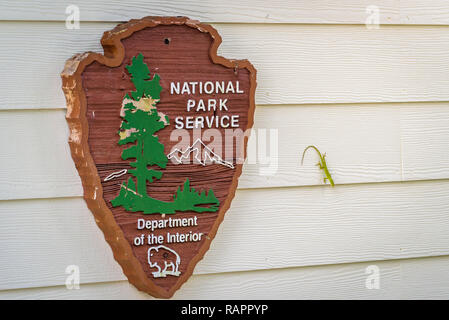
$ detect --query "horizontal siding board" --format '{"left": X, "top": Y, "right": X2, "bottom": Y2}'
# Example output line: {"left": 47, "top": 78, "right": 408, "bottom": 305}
{"left": 5, "top": 102, "right": 449, "bottom": 201}
{"left": 7, "top": 102, "right": 449, "bottom": 201}
{"left": 1, "top": 180, "right": 449, "bottom": 291}
{"left": 0, "top": 1, "right": 448, "bottom": 25}
{"left": 401, "top": 2, "right": 449, "bottom": 25}
{"left": 401, "top": 105, "right": 449, "bottom": 181}
{"left": 2, "top": 22, "right": 449, "bottom": 109}
{"left": 242, "top": 103, "right": 402, "bottom": 188}
{"left": 0, "top": 260, "right": 403, "bottom": 299}
{"left": 0, "top": 104, "right": 404, "bottom": 200}
{"left": 0, "top": 110, "right": 83, "bottom": 200}
{"left": 2, "top": 256, "right": 449, "bottom": 299}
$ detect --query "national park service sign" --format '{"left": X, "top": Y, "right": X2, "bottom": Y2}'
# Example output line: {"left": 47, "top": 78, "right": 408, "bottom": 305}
{"left": 61, "top": 16, "right": 256, "bottom": 298}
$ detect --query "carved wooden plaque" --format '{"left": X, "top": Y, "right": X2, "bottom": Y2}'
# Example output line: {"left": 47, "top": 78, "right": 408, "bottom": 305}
{"left": 62, "top": 16, "right": 256, "bottom": 298}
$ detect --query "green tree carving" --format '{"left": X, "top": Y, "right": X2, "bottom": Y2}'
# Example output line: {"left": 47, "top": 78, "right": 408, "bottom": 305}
{"left": 111, "top": 54, "right": 219, "bottom": 214}
{"left": 126, "top": 53, "right": 162, "bottom": 101}
{"left": 119, "top": 102, "right": 166, "bottom": 196}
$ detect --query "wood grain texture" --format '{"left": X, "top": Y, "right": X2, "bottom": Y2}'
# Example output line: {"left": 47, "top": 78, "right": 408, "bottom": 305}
{"left": 3, "top": 255, "right": 449, "bottom": 299}
{"left": 400, "top": 104, "right": 449, "bottom": 181}
{"left": 0, "top": 103, "right": 404, "bottom": 201}
{"left": 1, "top": 0, "right": 449, "bottom": 25}
{"left": 0, "top": 109, "right": 83, "bottom": 200}
{"left": 2, "top": 22, "right": 449, "bottom": 109}
{"left": 2, "top": 180, "right": 449, "bottom": 291}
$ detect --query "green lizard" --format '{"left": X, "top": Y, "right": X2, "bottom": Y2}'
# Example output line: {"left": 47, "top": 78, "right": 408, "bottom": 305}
{"left": 301, "top": 145, "right": 335, "bottom": 187}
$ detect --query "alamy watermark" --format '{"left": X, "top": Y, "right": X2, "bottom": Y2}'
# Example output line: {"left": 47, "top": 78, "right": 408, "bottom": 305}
{"left": 166, "top": 127, "right": 279, "bottom": 176}
{"left": 365, "top": 5, "right": 380, "bottom": 29}
{"left": 65, "top": 4, "right": 80, "bottom": 29}
{"left": 365, "top": 265, "right": 380, "bottom": 289}
{"left": 65, "top": 264, "right": 80, "bottom": 289}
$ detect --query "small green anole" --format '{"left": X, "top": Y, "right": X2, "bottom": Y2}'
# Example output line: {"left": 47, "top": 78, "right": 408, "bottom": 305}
{"left": 301, "top": 145, "right": 335, "bottom": 186}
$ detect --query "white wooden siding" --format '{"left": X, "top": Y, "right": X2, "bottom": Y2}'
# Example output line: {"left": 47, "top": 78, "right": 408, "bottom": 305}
{"left": 1, "top": 0, "right": 449, "bottom": 25}
{"left": 2, "top": 180, "right": 449, "bottom": 291}
{"left": 3, "top": 22, "right": 449, "bottom": 109}
{"left": 2, "top": 256, "right": 449, "bottom": 299}
{"left": 1, "top": 0, "right": 449, "bottom": 299}
{"left": 5, "top": 103, "right": 449, "bottom": 200}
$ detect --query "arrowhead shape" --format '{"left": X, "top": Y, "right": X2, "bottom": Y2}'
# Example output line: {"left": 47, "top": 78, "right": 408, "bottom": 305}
{"left": 61, "top": 16, "right": 256, "bottom": 298}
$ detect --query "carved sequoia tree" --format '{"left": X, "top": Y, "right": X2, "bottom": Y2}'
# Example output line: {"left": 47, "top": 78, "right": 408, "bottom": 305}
{"left": 111, "top": 54, "right": 219, "bottom": 214}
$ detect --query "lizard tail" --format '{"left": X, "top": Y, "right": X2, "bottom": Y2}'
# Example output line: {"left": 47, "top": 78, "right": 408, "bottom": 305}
{"left": 301, "top": 145, "right": 322, "bottom": 165}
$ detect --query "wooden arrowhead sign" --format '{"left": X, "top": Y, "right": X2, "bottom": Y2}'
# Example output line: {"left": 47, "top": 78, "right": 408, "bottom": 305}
{"left": 61, "top": 16, "right": 256, "bottom": 298}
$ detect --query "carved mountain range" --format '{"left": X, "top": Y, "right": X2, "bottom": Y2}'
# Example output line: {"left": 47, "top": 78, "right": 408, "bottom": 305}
{"left": 167, "top": 139, "right": 234, "bottom": 169}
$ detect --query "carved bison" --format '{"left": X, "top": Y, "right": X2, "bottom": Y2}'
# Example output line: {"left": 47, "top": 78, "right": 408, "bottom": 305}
{"left": 147, "top": 245, "right": 181, "bottom": 278}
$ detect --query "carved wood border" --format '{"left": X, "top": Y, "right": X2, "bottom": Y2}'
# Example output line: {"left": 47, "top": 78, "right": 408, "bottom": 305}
{"left": 61, "top": 16, "right": 257, "bottom": 298}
